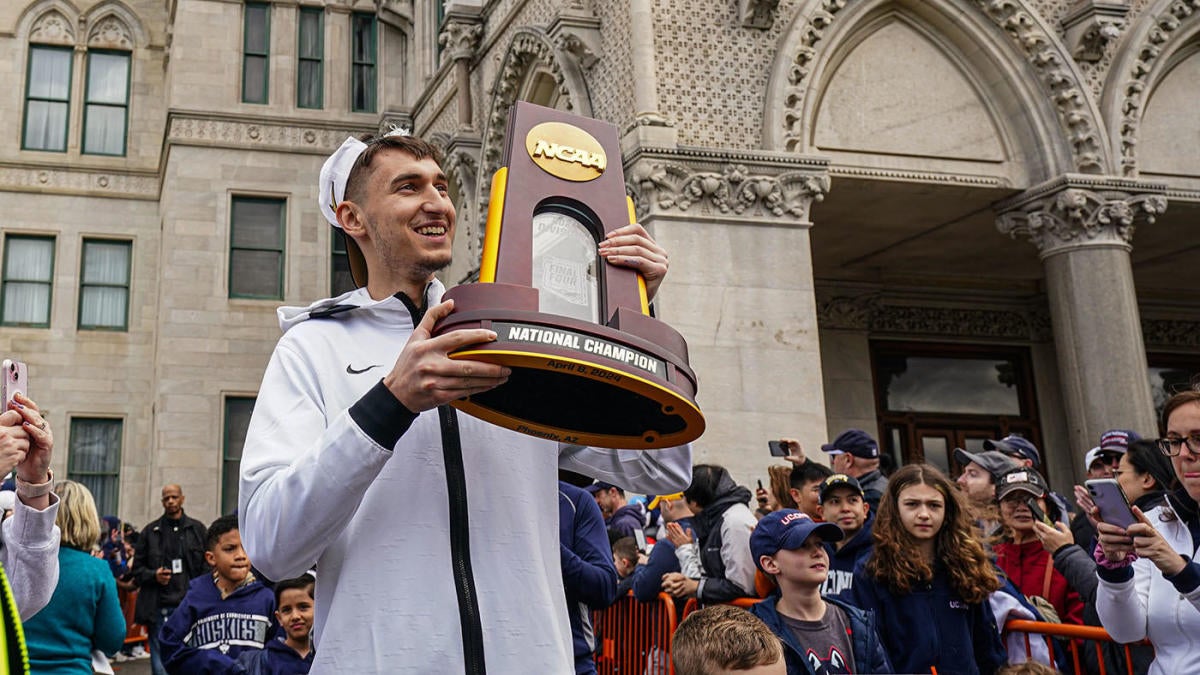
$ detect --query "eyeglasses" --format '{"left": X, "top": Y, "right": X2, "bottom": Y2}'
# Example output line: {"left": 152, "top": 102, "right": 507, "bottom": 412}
{"left": 1157, "top": 434, "right": 1200, "bottom": 457}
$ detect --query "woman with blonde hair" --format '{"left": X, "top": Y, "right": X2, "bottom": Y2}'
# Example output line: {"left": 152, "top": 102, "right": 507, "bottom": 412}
{"left": 849, "top": 463, "right": 1005, "bottom": 675}
{"left": 23, "top": 480, "right": 126, "bottom": 674}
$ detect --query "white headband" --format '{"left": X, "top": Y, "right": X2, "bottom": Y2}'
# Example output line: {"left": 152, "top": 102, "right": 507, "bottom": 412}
{"left": 317, "top": 127, "right": 412, "bottom": 228}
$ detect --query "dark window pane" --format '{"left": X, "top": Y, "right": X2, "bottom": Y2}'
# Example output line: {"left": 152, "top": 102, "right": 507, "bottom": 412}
{"left": 245, "top": 5, "right": 270, "bottom": 53}
{"left": 223, "top": 398, "right": 256, "bottom": 514}
{"left": 877, "top": 355, "right": 1022, "bottom": 415}
{"left": 352, "top": 16, "right": 374, "bottom": 62}
{"left": 352, "top": 65, "right": 374, "bottom": 112}
{"left": 230, "top": 250, "right": 282, "bottom": 297}
{"left": 299, "top": 11, "right": 322, "bottom": 59}
{"left": 68, "top": 418, "right": 122, "bottom": 515}
{"left": 243, "top": 56, "right": 268, "bottom": 103}
{"left": 231, "top": 199, "right": 283, "bottom": 248}
{"left": 298, "top": 61, "right": 321, "bottom": 108}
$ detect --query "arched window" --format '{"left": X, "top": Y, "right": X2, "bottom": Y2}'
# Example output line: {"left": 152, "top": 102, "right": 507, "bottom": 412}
{"left": 22, "top": 9, "right": 75, "bottom": 152}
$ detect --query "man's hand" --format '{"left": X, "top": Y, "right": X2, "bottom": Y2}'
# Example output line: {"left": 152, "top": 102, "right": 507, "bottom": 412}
{"left": 779, "top": 437, "right": 807, "bottom": 466}
{"left": 661, "top": 572, "right": 698, "bottom": 598}
{"left": 664, "top": 522, "right": 693, "bottom": 548}
{"left": 383, "top": 300, "right": 511, "bottom": 412}
{"left": 598, "top": 223, "right": 669, "bottom": 301}
{"left": 1127, "top": 506, "right": 1186, "bottom": 576}
{"left": 155, "top": 567, "right": 172, "bottom": 586}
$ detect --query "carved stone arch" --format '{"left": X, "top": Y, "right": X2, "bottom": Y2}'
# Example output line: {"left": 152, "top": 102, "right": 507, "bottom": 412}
{"left": 17, "top": 0, "right": 81, "bottom": 46}
{"left": 765, "top": 0, "right": 1110, "bottom": 177}
{"left": 84, "top": 1, "right": 146, "bottom": 50}
{"left": 476, "top": 28, "right": 592, "bottom": 234}
{"left": 1102, "top": 0, "right": 1200, "bottom": 178}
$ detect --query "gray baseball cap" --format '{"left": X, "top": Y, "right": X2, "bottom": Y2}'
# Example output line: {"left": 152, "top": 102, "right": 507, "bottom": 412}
{"left": 953, "top": 448, "right": 1019, "bottom": 481}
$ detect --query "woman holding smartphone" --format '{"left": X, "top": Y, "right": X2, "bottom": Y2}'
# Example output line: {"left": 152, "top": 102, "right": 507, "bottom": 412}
{"left": 849, "top": 463, "right": 1005, "bottom": 675}
{"left": 1095, "top": 390, "right": 1200, "bottom": 674}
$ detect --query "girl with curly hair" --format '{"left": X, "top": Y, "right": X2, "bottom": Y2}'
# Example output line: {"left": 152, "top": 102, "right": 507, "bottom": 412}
{"left": 848, "top": 463, "right": 1005, "bottom": 675}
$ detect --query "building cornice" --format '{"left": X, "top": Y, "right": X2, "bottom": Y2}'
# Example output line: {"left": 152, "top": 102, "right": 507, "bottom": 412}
{"left": 0, "top": 161, "right": 159, "bottom": 201}
{"left": 165, "top": 110, "right": 377, "bottom": 155}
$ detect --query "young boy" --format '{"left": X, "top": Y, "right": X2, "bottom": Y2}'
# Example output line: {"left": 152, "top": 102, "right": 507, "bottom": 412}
{"left": 748, "top": 509, "right": 892, "bottom": 674}
{"left": 815, "top": 474, "right": 873, "bottom": 596}
{"left": 159, "top": 514, "right": 275, "bottom": 674}
{"left": 237, "top": 574, "right": 316, "bottom": 674}
{"left": 672, "top": 604, "right": 784, "bottom": 675}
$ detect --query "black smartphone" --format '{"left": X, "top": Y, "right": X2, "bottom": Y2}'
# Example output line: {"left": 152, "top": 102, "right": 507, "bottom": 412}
{"left": 1024, "top": 497, "right": 1052, "bottom": 526}
{"left": 757, "top": 479, "right": 764, "bottom": 490}
{"left": 768, "top": 440, "right": 787, "bottom": 457}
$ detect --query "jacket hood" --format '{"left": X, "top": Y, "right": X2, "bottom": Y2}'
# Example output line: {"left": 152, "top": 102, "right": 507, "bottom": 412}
{"left": 276, "top": 280, "right": 446, "bottom": 334}
{"left": 693, "top": 476, "right": 753, "bottom": 540}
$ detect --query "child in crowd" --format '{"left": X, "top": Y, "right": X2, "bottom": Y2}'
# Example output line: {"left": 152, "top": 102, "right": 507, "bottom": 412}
{"left": 815, "top": 474, "right": 873, "bottom": 596}
{"left": 748, "top": 509, "right": 891, "bottom": 674}
{"left": 672, "top": 604, "right": 784, "bottom": 675}
{"left": 237, "top": 574, "right": 316, "bottom": 674}
{"left": 159, "top": 514, "right": 275, "bottom": 674}
{"left": 788, "top": 462, "right": 833, "bottom": 521}
{"left": 612, "top": 536, "right": 641, "bottom": 597}
{"left": 850, "top": 464, "right": 1006, "bottom": 675}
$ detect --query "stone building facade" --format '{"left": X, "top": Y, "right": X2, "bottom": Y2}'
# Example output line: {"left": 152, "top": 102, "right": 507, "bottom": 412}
{"left": 1, "top": 0, "right": 1196, "bottom": 526}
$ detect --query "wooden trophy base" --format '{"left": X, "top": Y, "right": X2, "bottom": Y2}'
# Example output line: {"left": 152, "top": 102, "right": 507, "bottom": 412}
{"left": 434, "top": 282, "right": 703, "bottom": 449}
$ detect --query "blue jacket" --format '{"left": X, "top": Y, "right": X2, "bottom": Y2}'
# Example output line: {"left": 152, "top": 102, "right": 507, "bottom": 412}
{"left": 235, "top": 636, "right": 313, "bottom": 675}
{"left": 821, "top": 515, "right": 874, "bottom": 596}
{"left": 848, "top": 560, "right": 1005, "bottom": 675}
{"left": 750, "top": 595, "right": 892, "bottom": 675}
{"left": 630, "top": 517, "right": 694, "bottom": 603}
{"left": 24, "top": 547, "right": 127, "bottom": 675}
{"left": 159, "top": 574, "right": 276, "bottom": 675}
{"left": 607, "top": 502, "right": 645, "bottom": 539}
{"left": 559, "top": 481, "right": 618, "bottom": 675}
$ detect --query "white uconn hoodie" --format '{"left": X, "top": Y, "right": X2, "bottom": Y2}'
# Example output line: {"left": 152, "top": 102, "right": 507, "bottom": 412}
{"left": 238, "top": 281, "right": 692, "bottom": 673}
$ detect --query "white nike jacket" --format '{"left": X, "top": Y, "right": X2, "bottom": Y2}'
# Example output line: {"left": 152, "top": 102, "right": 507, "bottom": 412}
{"left": 238, "top": 281, "right": 692, "bottom": 673}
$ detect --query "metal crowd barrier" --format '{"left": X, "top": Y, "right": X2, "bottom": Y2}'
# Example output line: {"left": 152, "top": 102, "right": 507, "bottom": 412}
{"left": 118, "top": 588, "right": 149, "bottom": 648}
{"left": 593, "top": 592, "right": 1154, "bottom": 675}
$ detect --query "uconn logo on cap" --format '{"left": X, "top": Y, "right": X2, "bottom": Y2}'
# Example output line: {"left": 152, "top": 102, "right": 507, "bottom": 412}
{"left": 779, "top": 512, "right": 813, "bottom": 526}
{"left": 1004, "top": 471, "right": 1031, "bottom": 485}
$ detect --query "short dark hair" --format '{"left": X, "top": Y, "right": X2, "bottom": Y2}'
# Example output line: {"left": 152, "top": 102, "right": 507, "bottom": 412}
{"left": 1163, "top": 390, "right": 1200, "bottom": 431}
{"left": 789, "top": 461, "right": 833, "bottom": 490}
{"left": 612, "top": 537, "right": 638, "bottom": 564}
{"left": 671, "top": 605, "right": 782, "bottom": 674}
{"left": 205, "top": 514, "right": 240, "bottom": 551}
{"left": 683, "top": 464, "right": 728, "bottom": 508}
{"left": 274, "top": 573, "right": 315, "bottom": 606}
{"left": 1123, "top": 439, "right": 1176, "bottom": 492}
{"left": 343, "top": 133, "right": 445, "bottom": 205}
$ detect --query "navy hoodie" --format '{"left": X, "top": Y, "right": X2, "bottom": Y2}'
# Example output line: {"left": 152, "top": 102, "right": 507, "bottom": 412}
{"left": 750, "top": 594, "right": 893, "bottom": 675}
{"left": 159, "top": 574, "right": 276, "bottom": 675}
{"left": 630, "top": 516, "right": 694, "bottom": 603}
{"left": 848, "top": 558, "right": 1005, "bottom": 675}
{"left": 559, "top": 481, "right": 618, "bottom": 675}
{"left": 235, "top": 636, "right": 314, "bottom": 675}
{"left": 821, "top": 514, "right": 874, "bottom": 596}
{"left": 607, "top": 502, "right": 646, "bottom": 539}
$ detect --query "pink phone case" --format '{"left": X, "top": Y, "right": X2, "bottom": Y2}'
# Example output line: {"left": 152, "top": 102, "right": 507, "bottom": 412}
{"left": 1087, "top": 479, "right": 1136, "bottom": 529}
{"left": 2, "top": 359, "right": 27, "bottom": 407}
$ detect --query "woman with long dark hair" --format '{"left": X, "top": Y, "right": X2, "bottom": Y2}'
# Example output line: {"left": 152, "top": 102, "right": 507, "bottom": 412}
{"left": 850, "top": 463, "right": 1005, "bottom": 674}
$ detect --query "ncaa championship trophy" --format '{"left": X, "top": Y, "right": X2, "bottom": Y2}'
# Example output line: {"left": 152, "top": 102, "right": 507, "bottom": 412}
{"left": 433, "top": 101, "right": 704, "bottom": 449}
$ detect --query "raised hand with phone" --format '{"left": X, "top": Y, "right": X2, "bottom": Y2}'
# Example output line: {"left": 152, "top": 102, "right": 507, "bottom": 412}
{"left": 1, "top": 360, "right": 54, "bottom": 511}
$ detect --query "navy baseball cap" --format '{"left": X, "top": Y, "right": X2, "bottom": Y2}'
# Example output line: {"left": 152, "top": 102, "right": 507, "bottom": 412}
{"left": 820, "top": 429, "right": 880, "bottom": 459}
{"left": 818, "top": 474, "right": 863, "bottom": 504}
{"left": 750, "top": 509, "right": 843, "bottom": 571}
{"left": 984, "top": 435, "right": 1041, "bottom": 468}
{"left": 1100, "top": 429, "right": 1141, "bottom": 453}
{"left": 585, "top": 481, "right": 619, "bottom": 495}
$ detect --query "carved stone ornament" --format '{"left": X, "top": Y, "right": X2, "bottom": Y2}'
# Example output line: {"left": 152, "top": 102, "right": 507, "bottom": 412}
{"left": 815, "top": 292, "right": 1050, "bottom": 341}
{"left": 741, "top": 0, "right": 782, "bottom": 29}
{"left": 0, "top": 164, "right": 156, "bottom": 199}
{"left": 88, "top": 15, "right": 133, "bottom": 50}
{"left": 29, "top": 10, "right": 76, "bottom": 45}
{"left": 167, "top": 115, "right": 373, "bottom": 154}
{"left": 995, "top": 175, "right": 1169, "bottom": 257}
{"left": 1118, "top": 0, "right": 1200, "bottom": 177}
{"left": 548, "top": 1, "right": 602, "bottom": 70}
{"left": 438, "top": 17, "right": 483, "bottom": 63}
{"left": 1142, "top": 317, "right": 1200, "bottom": 349}
{"left": 1060, "top": 1, "right": 1128, "bottom": 63}
{"left": 625, "top": 152, "right": 831, "bottom": 226}
{"left": 781, "top": 0, "right": 1107, "bottom": 173}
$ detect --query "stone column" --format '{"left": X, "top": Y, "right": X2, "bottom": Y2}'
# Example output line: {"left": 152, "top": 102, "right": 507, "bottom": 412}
{"left": 438, "top": 9, "right": 482, "bottom": 130}
{"left": 996, "top": 175, "right": 1168, "bottom": 451}
{"left": 626, "top": 149, "right": 831, "bottom": 481}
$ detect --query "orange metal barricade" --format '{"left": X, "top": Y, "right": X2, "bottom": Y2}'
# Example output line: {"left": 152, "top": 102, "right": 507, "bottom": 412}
{"left": 592, "top": 593, "right": 678, "bottom": 675}
{"left": 1003, "top": 619, "right": 1152, "bottom": 675}
{"left": 119, "top": 588, "right": 149, "bottom": 647}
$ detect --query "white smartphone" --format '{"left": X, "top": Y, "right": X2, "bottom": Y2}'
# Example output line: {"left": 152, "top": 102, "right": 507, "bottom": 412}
{"left": 633, "top": 529, "right": 648, "bottom": 553}
{"left": 1, "top": 359, "right": 27, "bottom": 408}
{"left": 1086, "top": 478, "right": 1137, "bottom": 529}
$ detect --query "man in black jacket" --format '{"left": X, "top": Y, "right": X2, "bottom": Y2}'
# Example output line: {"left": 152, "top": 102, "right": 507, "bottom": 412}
{"left": 132, "top": 484, "right": 208, "bottom": 675}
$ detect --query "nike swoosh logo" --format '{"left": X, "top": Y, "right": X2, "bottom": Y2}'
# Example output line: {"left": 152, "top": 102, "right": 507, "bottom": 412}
{"left": 346, "top": 364, "right": 382, "bottom": 375}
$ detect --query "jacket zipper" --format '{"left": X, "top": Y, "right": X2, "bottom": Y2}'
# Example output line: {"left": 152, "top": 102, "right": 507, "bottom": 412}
{"left": 439, "top": 405, "right": 486, "bottom": 674}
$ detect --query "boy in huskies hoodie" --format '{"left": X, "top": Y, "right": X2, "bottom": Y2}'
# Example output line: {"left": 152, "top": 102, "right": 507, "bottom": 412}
{"left": 159, "top": 515, "right": 275, "bottom": 674}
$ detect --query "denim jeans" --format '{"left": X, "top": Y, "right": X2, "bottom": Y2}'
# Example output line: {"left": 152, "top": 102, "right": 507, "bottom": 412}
{"left": 147, "top": 605, "right": 176, "bottom": 675}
